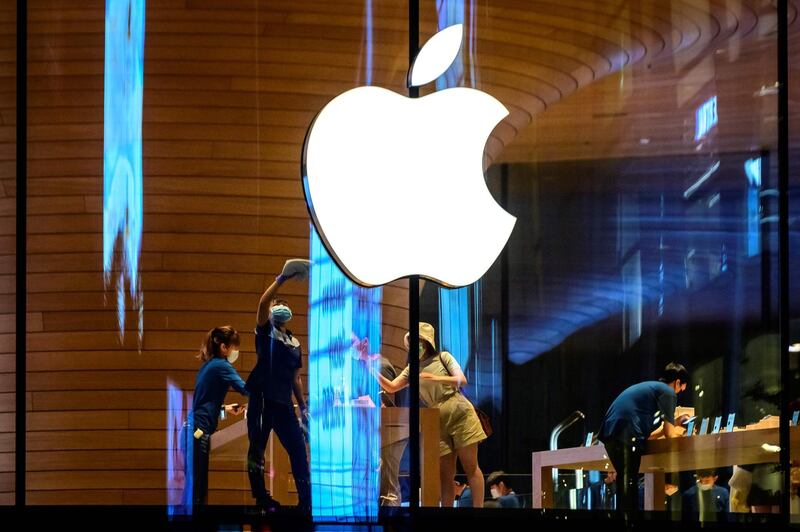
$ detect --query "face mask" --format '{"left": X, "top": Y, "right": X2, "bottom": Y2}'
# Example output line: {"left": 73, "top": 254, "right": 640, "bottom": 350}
{"left": 227, "top": 349, "right": 239, "bottom": 364}
{"left": 698, "top": 482, "right": 713, "bottom": 491}
{"left": 271, "top": 305, "right": 293, "bottom": 324}
{"left": 418, "top": 342, "right": 426, "bottom": 359}
{"left": 490, "top": 488, "right": 501, "bottom": 499}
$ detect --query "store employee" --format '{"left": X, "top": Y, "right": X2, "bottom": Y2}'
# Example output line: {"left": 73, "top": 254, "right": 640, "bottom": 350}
{"left": 598, "top": 362, "right": 690, "bottom": 513}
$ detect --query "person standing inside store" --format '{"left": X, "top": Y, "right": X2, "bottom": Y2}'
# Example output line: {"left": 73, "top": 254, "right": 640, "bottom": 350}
{"left": 186, "top": 326, "right": 248, "bottom": 507}
{"left": 378, "top": 355, "right": 408, "bottom": 507}
{"left": 373, "top": 322, "right": 487, "bottom": 508}
{"left": 454, "top": 479, "right": 473, "bottom": 507}
{"left": 682, "top": 469, "right": 729, "bottom": 521}
{"left": 246, "top": 259, "right": 312, "bottom": 512}
{"left": 487, "top": 470, "right": 521, "bottom": 508}
{"left": 597, "top": 362, "right": 690, "bottom": 515}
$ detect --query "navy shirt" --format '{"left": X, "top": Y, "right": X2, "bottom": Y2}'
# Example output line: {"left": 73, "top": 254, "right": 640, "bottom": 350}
{"left": 498, "top": 492, "right": 521, "bottom": 508}
{"left": 191, "top": 357, "right": 248, "bottom": 434}
{"left": 598, "top": 381, "right": 677, "bottom": 442}
{"left": 458, "top": 487, "right": 473, "bottom": 507}
{"left": 682, "top": 484, "right": 729, "bottom": 514}
{"left": 246, "top": 321, "right": 302, "bottom": 406}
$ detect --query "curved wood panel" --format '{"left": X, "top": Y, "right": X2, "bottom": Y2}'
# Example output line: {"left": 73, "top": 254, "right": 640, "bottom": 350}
{"left": 495, "top": 0, "right": 800, "bottom": 162}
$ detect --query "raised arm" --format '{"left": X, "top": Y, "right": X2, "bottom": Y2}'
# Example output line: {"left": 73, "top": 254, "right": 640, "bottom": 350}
{"left": 256, "top": 277, "right": 284, "bottom": 327}
{"left": 258, "top": 260, "right": 312, "bottom": 326}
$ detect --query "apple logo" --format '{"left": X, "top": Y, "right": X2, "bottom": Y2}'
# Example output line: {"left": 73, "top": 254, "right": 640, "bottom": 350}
{"left": 302, "top": 24, "right": 516, "bottom": 287}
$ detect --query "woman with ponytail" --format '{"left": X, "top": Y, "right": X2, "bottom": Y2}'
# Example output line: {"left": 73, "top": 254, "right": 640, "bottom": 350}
{"left": 187, "top": 325, "right": 248, "bottom": 507}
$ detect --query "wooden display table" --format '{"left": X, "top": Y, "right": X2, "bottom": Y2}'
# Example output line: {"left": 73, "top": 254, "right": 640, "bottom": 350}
{"left": 532, "top": 426, "right": 798, "bottom": 510}
{"left": 381, "top": 407, "right": 441, "bottom": 506}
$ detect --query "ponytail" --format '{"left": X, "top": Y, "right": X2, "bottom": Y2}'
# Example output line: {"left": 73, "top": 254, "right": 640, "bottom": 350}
{"left": 198, "top": 325, "right": 240, "bottom": 362}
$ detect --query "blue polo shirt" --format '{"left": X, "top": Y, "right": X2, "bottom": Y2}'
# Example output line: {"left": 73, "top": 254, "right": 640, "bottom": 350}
{"left": 682, "top": 484, "right": 729, "bottom": 514}
{"left": 191, "top": 357, "right": 248, "bottom": 434}
{"left": 598, "top": 381, "right": 677, "bottom": 442}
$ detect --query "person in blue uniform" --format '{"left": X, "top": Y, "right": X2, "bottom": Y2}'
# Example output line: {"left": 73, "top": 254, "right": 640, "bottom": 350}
{"left": 487, "top": 471, "right": 521, "bottom": 508}
{"left": 683, "top": 469, "right": 729, "bottom": 521}
{"left": 598, "top": 362, "right": 690, "bottom": 515}
{"left": 187, "top": 325, "right": 247, "bottom": 507}
{"left": 246, "top": 259, "right": 312, "bottom": 512}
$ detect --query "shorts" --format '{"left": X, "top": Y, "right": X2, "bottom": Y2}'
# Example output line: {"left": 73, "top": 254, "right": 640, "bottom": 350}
{"left": 438, "top": 394, "right": 487, "bottom": 456}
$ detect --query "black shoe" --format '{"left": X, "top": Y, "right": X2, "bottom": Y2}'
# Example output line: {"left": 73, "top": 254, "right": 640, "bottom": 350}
{"left": 256, "top": 496, "right": 281, "bottom": 513}
{"left": 295, "top": 503, "right": 312, "bottom": 522}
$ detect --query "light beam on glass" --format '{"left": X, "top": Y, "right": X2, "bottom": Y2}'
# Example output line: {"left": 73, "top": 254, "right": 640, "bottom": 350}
{"left": 103, "top": 0, "right": 145, "bottom": 345}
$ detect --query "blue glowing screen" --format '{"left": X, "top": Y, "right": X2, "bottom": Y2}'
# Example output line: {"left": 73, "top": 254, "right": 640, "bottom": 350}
{"left": 104, "top": 0, "right": 145, "bottom": 343}
{"left": 435, "top": 0, "right": 486, "bottom": 404}
{"left": 166, "top": 380, "right": 193, "bottom": 517}
{"left": 745, "top": 157, "right": 762, "bottom": 257}
{"left": 308, "top": 227, "right": 383, "bottom": 521}
{"left": 694, "top": 96, "right": 718, "bottom": 141}
{"left": 435, "top": 0, "right": 477, "bottom": 89}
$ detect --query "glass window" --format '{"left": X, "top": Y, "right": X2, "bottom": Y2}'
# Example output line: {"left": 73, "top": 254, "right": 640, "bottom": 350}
{"left": 420, "top": 0, "right": 787, "bottom": 520}
{"left": 18, "top": 0, "right": 798, "bottom": 525}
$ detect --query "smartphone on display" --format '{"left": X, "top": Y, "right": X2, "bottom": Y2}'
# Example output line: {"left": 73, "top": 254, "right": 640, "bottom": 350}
{"left": 699, "top": 417, "right": 709, "bottom": 436}
{"left": 685, "top": 419, "right": 695, "bottom": 437}
{"left": 712, "top": 416, "right": 722, "bottom": 434}
{"left": 726, "top": 413, "right": 736, "bottom": 432}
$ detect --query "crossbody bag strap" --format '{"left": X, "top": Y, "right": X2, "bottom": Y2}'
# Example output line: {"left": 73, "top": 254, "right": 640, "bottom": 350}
{"left": 438, "top": 352, "right": 464, "bottom": 395}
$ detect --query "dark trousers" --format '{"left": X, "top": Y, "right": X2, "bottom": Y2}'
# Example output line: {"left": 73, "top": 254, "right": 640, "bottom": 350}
{"left": 602, "top": 439, "right": 644, "bottom": 514}
{"left": 191, "top": 432, "right": 210, "bottom": 507}
{"left": 380, "top": 438, "right": 408, "bottom": 506}
{"left": 247, "top": 394, "right": 311, "bottom": 508}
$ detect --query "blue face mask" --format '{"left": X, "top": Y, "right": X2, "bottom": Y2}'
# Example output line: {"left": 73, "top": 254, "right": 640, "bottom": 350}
{"left": 270, "top": 305, "right": 293, "bottom": 324}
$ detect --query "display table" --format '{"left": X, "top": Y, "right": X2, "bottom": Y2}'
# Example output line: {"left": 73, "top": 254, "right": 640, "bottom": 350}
{"left": 531, "top": 426, "right": 798, "bottom": 510}
{"left": 381, "top": 407, "right": 441, "bottom": 506}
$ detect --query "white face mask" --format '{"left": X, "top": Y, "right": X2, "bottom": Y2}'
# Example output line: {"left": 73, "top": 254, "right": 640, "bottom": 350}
{"left": 227, "top": 350, "right": 239, "bottom": 364}
{"left": 490, "top": 487, "right": 501, "bottom": 499}
{"left": 698, "top": 483, "right": 713, "bottom": 491}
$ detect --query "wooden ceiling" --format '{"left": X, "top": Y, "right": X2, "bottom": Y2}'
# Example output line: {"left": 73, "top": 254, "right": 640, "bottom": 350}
{"left": 488, "top": 0, "right": 800, "bottom": 162}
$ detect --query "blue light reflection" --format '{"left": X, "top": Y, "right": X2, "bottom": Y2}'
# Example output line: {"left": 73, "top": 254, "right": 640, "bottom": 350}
{"left": 166, "top": 380, "right": 193, "bottom": 517}
{"left": 309, "top": 227, "right": 382, "bottom": 521}
{"left": 103, "top": 0, "right": 145, "bottom": 344}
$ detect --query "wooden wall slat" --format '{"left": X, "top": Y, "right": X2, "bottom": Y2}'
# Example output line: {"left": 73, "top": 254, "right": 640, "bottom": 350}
{"left": 0, "top": 0, "right": 12, "bottom": 506}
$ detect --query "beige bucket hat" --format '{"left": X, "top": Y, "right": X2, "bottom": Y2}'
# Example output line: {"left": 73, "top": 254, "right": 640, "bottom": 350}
{"left": 403, "top": 322, "right": 436, "bottom": 351}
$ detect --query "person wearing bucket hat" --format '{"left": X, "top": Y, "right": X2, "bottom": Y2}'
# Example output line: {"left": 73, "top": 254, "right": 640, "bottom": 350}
{"left": 245, "top": 258, "right": 312, "bottom": 512}
{"left": 373, "top": 322, "right": 487, "bottom": 508}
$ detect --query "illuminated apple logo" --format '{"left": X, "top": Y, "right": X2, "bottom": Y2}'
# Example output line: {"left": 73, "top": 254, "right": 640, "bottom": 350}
{"left": 302, "top": 24, "right": 516, "bottom": 287}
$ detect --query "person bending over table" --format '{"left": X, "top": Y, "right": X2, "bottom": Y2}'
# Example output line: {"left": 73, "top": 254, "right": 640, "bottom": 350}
{"left": 597, "top": 362, "right": 690, "bottom": 515}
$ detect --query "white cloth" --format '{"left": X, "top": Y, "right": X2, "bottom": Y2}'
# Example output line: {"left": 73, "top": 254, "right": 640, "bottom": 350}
{"left": 281, "top": 258, "right": 312, "bottom": 280}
